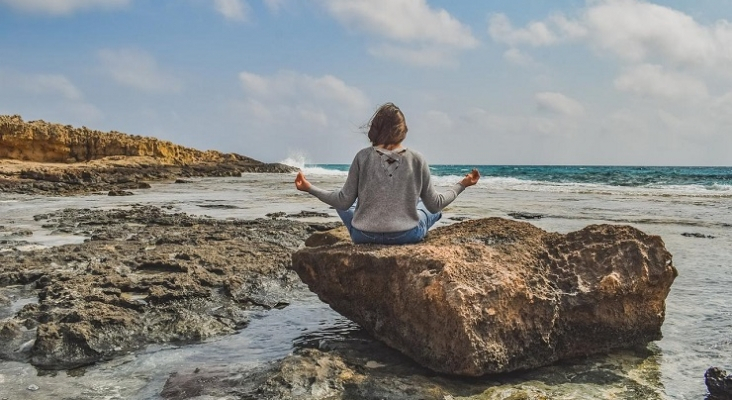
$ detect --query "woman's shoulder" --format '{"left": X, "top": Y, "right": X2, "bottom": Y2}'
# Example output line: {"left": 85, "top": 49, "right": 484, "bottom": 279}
{"left": 403, "top": 148, "right": 427, "bottom": 163}
{"left": 354, "top": 146, "right": 376, "bottom": 160}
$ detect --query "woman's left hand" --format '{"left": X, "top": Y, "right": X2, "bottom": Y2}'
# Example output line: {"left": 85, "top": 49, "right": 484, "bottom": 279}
{"left": 295, "top": 171, "right": 311, "bottom": 192}
{"left": 460, "top": 169, "right": 480, "bottom": 187}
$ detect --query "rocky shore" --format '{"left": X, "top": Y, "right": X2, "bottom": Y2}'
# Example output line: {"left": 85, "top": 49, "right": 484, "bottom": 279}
{"left": 0, "top": 116, "right": 691, "bottom": 399}
{"left": 0, "top": 204, "right": 678, "bottom": 399}
{"left": 0, "top": 205, "right": 340, "bottom": 370}
{"left": 0, "top": 115, "right": 296, "bottom": 195}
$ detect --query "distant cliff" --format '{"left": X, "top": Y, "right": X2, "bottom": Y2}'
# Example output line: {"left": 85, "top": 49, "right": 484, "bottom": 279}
{"left": 0, "top": 115, "right": 296, "bottom": 195}
{"left": 0, "top": 114, "right": 262, "bottom": 166}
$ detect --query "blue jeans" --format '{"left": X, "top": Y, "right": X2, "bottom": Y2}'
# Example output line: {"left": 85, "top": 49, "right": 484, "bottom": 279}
{"left": 336, "top": 201, "right": 442, "bottom": 245}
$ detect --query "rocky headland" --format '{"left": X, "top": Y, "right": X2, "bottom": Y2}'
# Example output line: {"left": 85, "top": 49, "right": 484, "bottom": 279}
{"left": 0, "top": 115, "right": 296, "bottom": 195}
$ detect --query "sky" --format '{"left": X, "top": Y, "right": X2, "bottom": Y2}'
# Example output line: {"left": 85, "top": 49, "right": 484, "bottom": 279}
{"left": 1, "top": 0, "right": 731, "bottom": 166}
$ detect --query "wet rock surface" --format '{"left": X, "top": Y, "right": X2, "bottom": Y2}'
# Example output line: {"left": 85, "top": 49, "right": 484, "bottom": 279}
{"left": 292, "top": 218, "right": 678, "bottom": 376}
{"left": 0, "top": 205, "right": 339, "bottom": 370}
{"left": 0, "top": 160, "right": 296, "bottom": 196}
{"left": 159, "top": 322, "right": 667, "bottom": 400}
{"left": 508, "top": 211, "right": 545, "bottom": 220}
{"left": 706, "top": 367, "right": 732, "bottom": 399}
{"left": 682, "top": 232, "right": 716, "bottom": 239}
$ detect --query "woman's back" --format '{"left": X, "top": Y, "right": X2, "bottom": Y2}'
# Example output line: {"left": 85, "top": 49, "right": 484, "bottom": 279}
{"left": 350, "top": 147, "right": 463, "bottom": 233}
{"left": 294, "top": 102, "right": 480, "bottom": 244}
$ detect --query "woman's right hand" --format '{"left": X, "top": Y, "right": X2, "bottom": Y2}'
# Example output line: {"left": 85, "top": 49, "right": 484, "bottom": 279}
{"left": 460, "top": 169, "right": 480, "bottom": 187}
{"left": 295, "top": 171, "right": 311, "bottom": 192}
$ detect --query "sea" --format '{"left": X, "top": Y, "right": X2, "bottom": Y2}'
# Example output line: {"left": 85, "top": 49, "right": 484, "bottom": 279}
{"left": 0, "top": 163, "right": 731, "bottom": 399}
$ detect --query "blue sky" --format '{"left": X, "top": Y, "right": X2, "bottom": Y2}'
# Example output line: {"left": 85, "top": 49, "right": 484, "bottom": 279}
{"left": 1, "top": 0, "right": 731, "bottom": 165}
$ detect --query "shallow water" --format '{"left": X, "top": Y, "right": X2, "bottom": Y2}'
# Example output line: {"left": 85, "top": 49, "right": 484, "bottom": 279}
{"left": 0, "top": 172, "right": 731, "bottom": 399}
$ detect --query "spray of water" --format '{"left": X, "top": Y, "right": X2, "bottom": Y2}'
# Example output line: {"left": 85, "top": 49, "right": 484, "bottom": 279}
{"left": 279, "top": 150, "right": 348, "bottom": 176}
{"left": 279, "top": 151, "right": 307, "bottom": 170}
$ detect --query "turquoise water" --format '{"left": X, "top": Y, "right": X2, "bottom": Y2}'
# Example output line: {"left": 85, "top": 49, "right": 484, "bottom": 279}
{"left": 312, "top": 164, "right": 732, "bottom": 188}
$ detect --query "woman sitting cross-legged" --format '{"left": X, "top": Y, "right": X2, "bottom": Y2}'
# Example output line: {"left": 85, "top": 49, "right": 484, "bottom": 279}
{"left": 295, "top": 102, "right": 480, "bottom": 245}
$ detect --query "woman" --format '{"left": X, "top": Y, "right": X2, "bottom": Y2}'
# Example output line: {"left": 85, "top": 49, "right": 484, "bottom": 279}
{"left": 295, "top": 103, "right": 480, "bottom": 244}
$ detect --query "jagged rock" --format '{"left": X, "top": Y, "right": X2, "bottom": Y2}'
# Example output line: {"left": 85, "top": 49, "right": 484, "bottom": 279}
{"left": 706, "top": 367, "right": 732, "bottom": 399}
{"left": 681, "top": 232, "right": 715, "bottom": 239}
{"left": 0, "top": 319, "right": 36, "bottom": 362}
{"left": 0, "top": 206, "right": 319, "bottom": 369}
{"left": 107, "top": 190, "right": 134, "bottom": 196}
{"left": 508, "top": 211, "right": 544, "bottom": 220}
{"left": 291, "top": 218, "right": 677, "bottom": 376}
{"left": 286, "top": 211, "right": 332, "bottom": 219}
{"left": 266, "top": 212, "right": 287, "bottom": 219}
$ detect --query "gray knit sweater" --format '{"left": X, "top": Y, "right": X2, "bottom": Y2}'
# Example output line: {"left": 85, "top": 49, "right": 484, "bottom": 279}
{"left": 307, "top": 146, "right": 465, "bottom": 232}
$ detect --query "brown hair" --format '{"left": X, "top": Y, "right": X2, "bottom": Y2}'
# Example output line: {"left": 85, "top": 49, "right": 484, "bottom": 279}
{"left": 366, "top": 103, "right": 408, "bottom": 146}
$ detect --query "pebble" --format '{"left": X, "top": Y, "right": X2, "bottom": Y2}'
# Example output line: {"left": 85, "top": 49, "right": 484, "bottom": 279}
{"left": 27, "top": 384, "right": 40, "bottom": 391}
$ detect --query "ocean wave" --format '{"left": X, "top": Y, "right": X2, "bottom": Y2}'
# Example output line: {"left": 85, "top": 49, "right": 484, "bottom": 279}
{"left": 279, "top": 155, "right": 306, "bottom": 170}
{"left": 302, "top": 166, "right": 348, "bottom": 176}
{"left": 295, "top": 164, "right": 732, "bottom": 198}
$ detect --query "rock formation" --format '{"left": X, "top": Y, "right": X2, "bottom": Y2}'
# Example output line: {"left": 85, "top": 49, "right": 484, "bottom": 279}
{"left": 1, "top": 114, "right": 254, "bottom": 165}
{"left": 706, "top": 367, "right": 732, "bottom": 399}
{"left": 0, "top": 206, "right": 338, "bottom": 369}
{"left": 291, "top": 218, "right": 678, "bottom": 376}
{"left": 0, "top": 115, "right": 296, "bottom": 194}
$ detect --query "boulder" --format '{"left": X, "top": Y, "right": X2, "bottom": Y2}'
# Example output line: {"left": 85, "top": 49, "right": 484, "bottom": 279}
{"left": 291, "top": 217, "right": 677, "bottom": 376}
{"left": 706, "top": 367, "right": 732, "bottom": 399}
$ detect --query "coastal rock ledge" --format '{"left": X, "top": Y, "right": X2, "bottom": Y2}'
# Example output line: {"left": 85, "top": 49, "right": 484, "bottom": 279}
{"left": 291, "top": 218, "right": 678, "bottom": 376}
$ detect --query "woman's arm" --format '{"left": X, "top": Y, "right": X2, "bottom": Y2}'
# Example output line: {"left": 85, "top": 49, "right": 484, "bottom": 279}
{"left": 420, "top": 167, "right": 480, "bottom": 213}
{"left": 296, "top": 158, "right": 359, "bottom": 210}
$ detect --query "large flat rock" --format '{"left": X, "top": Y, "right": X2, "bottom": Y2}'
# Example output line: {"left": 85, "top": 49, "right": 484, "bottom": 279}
{"left": 291, "top": 218, "right": 677, "bottom": 376}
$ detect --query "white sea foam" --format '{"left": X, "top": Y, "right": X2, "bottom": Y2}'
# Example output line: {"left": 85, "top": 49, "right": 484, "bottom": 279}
{"left": 279, "top": 152, "right": 307, "bottom": 170}
{"left": 302, "top": 166, "right": 348, "bottom": 176}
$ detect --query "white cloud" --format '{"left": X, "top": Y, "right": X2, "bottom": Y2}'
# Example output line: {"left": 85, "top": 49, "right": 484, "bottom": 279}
{"left": 321, "top": 0, "right": 477, "bottom": 48}
{"left": 318, "top": 0, "right": 477, "bottom": 67}
{"left": 0, "top": 71, "right": 83, "bottom": 100}
{"left": 238, "top": 70, "right": 369, "bottom": 112}
{"left": 489, "top": 13, "right": 558, "bottom": 47}
{"left": 535, "top": 92, "right": 584, "bottom": 116}
{"left": 0, "top": 0, "right": 130, "bottom": 15}
{"left": 213, "top": 0, "right": 248, "bottom": 22}
{"left": 0, "top": 70, "right": 103, "bottom": 122}
{"left": 98, "top": 48, "right": 182, "bottom": 93}
{"left": 488, "top": 0, "right": 732, "bottom": 74}
{"left": 234, "top": 70, "right": 370, "bottom": 161}
{"left": 550, "top": 13, "right": 588, "bottom": 39}
{"left": 614, "top": 64, "right": 709, "bottom": 101}
{"left": 263, "top": 0, "right": 287, "bottom": 13}
{"left": 26, "top": 74, "right": 83, "bottom": 100}
{"left": 583, "top": 0, "right": 725, "bottom": 67}
{"left": 503, "top": 48, "right": 536, "bottom": 67}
